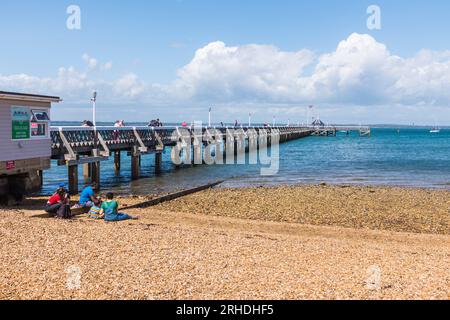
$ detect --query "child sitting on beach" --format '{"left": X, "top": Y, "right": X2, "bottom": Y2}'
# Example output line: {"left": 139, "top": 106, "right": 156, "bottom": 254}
{"left": 99, "top": 192, "right": 136, "bottom": 222}
{"left": 87, "top": 204, "right": 103, "bottom": 219}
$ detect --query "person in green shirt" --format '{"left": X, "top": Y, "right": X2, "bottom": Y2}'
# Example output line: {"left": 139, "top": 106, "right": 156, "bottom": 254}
{"left": 100, "top": 192, "right": 135, "bottom": 222}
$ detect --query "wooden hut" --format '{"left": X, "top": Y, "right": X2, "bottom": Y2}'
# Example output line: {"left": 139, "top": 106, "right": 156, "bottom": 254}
{"left": 0, "top": 91, "right": 61, "bottom": 203}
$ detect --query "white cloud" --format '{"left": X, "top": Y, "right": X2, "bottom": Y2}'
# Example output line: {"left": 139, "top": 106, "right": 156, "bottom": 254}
{"left": 0, "top": 66, "right": 90, "bottom": 100}
{"left": 82, "top": 53, "right": 113, "bottom": 71}
{"left": 82, "top": 53, "right": 98, "bottom": 70}
{"left": 174, "top": 41, "right": 315, "bottom": 102}
{"left": 101, "top": 61, "right": 113, "bottom": 71}
{"left": 174, "top": 34, "right": 450, "bottom": 107}
{"left": 0, "top": 54, "right": 115, "bottom": 102}
{"left": 114, "top": 73, "right": 146, "bottom": 98}
{"left": 2, "top": 33, "right": 450, "bottom": 122}
{"left": 307, "top": 33, "right": 399, "bottom": 104}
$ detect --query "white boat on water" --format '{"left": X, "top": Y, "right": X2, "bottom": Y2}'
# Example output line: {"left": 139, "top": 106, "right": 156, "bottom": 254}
{"left": 430, "top": 127, "right": 441, "bottom": 133}
{"left": 430, "top": 120, "right": 441, "bottom": 133}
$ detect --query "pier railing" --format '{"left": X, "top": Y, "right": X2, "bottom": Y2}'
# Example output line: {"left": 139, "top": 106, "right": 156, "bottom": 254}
{"left": 50, "top": 126, "right": 176, "bottom": 159}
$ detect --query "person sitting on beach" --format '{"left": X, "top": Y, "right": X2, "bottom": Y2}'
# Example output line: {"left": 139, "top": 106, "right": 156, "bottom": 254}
{"left": 55, "top": 182, "right": 69, "bottom": 196}
{"left": 99, "top": 192, "right": 135, "bottom": 222}
{"left": 45, "top": 186, "right": 70, "bottom": 216}
{"left": 79, "top": 182, "right": 100, "bottom": 208}
{"left": 87, "top": 202, "right": 103, "bottom": 219}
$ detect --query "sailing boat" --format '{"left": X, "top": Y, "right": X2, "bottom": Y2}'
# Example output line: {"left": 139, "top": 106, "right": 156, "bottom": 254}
{"left": 430, "top": 126, "right": 441, "bottom": 133}
{"left": 430, "top": 119, "right": 441, "bottom": 133}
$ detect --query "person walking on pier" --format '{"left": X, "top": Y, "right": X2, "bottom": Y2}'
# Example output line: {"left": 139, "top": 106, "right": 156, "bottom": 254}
{"left": 148, "top": 119, "right": 163, "bottom": 127}
{"left": 148, "top": 119, "right": 158, "bottom": 127}
{"left": 113, "top": 120, "right": 125, "bottom": 141}
{"left": 82, "top": 120, "right": 94, "bottom": 127}
{"left": 114, "top": 120, "right": 125, "bottom": 127}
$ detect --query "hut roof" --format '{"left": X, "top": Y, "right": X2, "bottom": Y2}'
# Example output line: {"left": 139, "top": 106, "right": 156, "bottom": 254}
{"left": 0, "top": 91, "right": 61, "bottom": 103}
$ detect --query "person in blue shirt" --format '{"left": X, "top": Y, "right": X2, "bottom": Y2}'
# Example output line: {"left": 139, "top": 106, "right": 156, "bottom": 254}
{"left": 79, "top": 182, "right": 99, "bottom": 207}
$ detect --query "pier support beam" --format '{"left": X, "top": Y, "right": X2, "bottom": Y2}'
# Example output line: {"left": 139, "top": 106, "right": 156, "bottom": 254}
{"left": 155, "top": 152, "right": 162, "bottom": 174}
{"left": 233, "top": 141, "right": 238, "bottom": 157}
{"left": 68, "top": 165, "right": 78, "bottom": 195}
{"left": 131, "top": 147, "right": 140, "bottom": 180}
{"left": 114, "top": 151, "right": 121, "bottom": 173}
{"left": 83, "top": 163, "right": 92, "bottom": 181}
{"left": 91, "top": 162, "right": 101, "bottom": 190}
{"left": 37, "top": 170, "right": 43, "bottom": 188}
{"left": 192, "top": 141, "right": 202, "bottom": 166}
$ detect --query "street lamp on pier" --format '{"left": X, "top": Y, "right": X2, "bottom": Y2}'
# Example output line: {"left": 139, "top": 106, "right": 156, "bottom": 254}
{"left": 91, "top": 91, "right": 97, "bottom": 126}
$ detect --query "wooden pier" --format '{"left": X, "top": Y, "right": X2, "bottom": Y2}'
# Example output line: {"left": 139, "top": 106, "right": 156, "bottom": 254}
{"left": 50, "top": 126, "right": 314, "bottom": 194}
{"left": 310, "top": 126, "right": 371, "bottom": 137}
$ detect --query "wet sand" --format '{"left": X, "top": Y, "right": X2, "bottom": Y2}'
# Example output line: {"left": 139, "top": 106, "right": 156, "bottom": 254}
{"left": 159, "top": 185, "right": 450, "bottom": 235}
{"left": 0, "top": 185, "right": 449, "bottom": 300}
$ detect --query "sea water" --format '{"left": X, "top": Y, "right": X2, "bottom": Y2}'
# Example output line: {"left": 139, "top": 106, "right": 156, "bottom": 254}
{"left": 42, "top": 125, "right": 450, "bottom": 195}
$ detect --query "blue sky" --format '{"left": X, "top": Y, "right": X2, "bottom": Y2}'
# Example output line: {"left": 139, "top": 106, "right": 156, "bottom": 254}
{"left": 1, "top": 0, "right": 450, "bottom": 124}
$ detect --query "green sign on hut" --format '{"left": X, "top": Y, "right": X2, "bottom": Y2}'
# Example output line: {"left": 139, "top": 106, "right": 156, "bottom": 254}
{"left": 11, "top": 106, "right": 31, "bottom": 140}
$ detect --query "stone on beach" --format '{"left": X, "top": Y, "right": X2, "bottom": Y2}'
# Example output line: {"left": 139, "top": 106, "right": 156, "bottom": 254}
{"left": 0, "top": 185, "right": 448, "bottom": 300}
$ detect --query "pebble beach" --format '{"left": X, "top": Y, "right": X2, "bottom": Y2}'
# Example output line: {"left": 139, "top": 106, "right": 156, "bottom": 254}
{"left": 0, "top": 185, "right": 449, "bottom": 300}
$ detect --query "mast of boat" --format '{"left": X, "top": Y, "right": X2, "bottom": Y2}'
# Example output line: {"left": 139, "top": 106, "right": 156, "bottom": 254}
{"left": 430, "top": 119, "right": 441, "bottom": 133}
